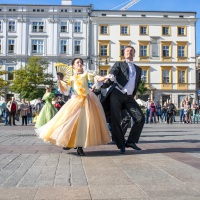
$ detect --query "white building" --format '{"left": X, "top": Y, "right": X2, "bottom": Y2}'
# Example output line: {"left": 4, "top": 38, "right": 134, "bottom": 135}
{"left": 90, "top": 10, "right": 198, "bottom": 107}
{"left": 0, "top": 1, "right": 92, "bottom": 100}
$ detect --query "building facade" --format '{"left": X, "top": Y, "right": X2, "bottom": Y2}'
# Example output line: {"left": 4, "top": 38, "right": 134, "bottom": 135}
{"left": 90, "top": 10, "right": 198, "bottom": 107}
{"left": 0, "top": 2, "right": 92, "bottom": 100}
{"left": 0, "top": 3, "right": 198, "bottom": 107}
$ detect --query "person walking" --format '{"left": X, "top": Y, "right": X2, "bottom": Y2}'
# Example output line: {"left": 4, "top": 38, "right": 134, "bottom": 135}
{"left": 98, "top": 45, "right": 145, "bottom": 154}
{"left": 149, "top": 100, "right": 157, "bottom": 124}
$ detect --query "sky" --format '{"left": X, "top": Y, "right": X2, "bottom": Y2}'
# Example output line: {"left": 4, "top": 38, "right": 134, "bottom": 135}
{"left": 1, "top": 0, "right": 200, "bottom": 53}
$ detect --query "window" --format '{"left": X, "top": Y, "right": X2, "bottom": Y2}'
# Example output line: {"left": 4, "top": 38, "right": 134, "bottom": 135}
{"left": 161, "top": 42, "right": 172, "bottom": 61}
{"left": 60, "top": 40, "right": 67, "bottom": 54}
{"left": 61, "top": 22, "right": 67, "bottom": 32}
{"left": 100, "top": 45, "right": 107, "bottom": 56}
{"left": 139, "top": 25, "right": 148, "bottom": 35}
{"left": 32, "top": 22, "right": 44, "bottom": 32}
{"left": 139, "top": 41, "right": 150, "bottom": 60}
{"left": 161, "top": 66, "right": 172, "bottom": 89}
{"left": 140, "top": 66, "right": 150, "bottom": 83}
{"left": 100, "top": 25, "right": 108, "bottom": 34}
{"left": 162, "top": 26, "right": 170, "bottom": 36}
{"left": 178, "top": 46, "right": 185, "bottom": 57}
{"left": 8, "top": 40, "right": 15, "bottom": 53}
{"left": 176, "top": 66, "right": 188, "bottom": 85}
{"left": 74, "top": 22, "right": 81, "bottom": 33}
{"left": 74, "top": 40, "right": 81, "bottom": 54}
{"left": 162, "top": 46, "right": 169, "bottom": 57}
{"left": 99, "top": 40, "right": 110, "bottom": 58}
{"left": 142, "top": 70, "right": 147, "bottom": 82}
{"left": 32, "top": 40, "right": 44, "bottom": 53}
{"left": 177, "top": 26, "right": 186, "bottom": 36}
{"left": 74, "top": 9, "right": 81, "bottom": 12}
{"left": 0, "top": 21, "right": 2, "bottom": 32}
{"left": 177, "top": 41, "right": 187, "bottom": 60}
{"left": 178, "top": 70, "right": 185, "bottom": 83}
{"left": 8, "top": 67, "right": 14, "bottom": 80}
{"left": 8, "top": 21, "right": 15, "bottom": 32}
{"left": 162, "top": 70, "right": 170, "bottom": 83}
{"left": 140, "top": 45, "right": 147, "bottom": 57}
{"left": 120, "top": 25, "right": 129, "bottom": 35}
{"left": 100, "top": 69, "right": 107, "bottom": 76}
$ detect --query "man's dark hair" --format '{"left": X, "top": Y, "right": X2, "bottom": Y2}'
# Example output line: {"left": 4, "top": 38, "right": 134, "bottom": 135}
{"left": 124, "top": 46, "right": 136, "bottom": 53}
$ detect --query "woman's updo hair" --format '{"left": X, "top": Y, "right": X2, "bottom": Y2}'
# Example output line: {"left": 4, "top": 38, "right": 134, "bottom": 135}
{"left": 71, "top": 58, "right": 83, "bottom": 66}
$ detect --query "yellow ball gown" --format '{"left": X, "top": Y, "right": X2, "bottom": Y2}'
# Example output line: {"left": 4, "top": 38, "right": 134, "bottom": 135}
{"left": 35, "top": 71, "right": 111, "bottom": 148}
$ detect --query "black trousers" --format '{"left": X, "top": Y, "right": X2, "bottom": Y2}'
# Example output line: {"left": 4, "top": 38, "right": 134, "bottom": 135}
{"left": 110, "top": 89, "right": 145, "bottom": 149}
{"left": 8, "top": 111, "right": 16, "bottom": 125}
{"left": 22, "top": 116, "right": 27, "bottom": 125}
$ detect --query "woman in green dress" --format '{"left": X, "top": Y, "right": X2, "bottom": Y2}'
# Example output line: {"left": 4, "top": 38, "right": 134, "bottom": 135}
{"left": 35, "top": 85, "right": 58, "bottom": 128}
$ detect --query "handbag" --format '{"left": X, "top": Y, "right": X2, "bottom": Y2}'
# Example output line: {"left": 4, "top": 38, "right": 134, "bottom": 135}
{"left": 15, "top": 113, "right": 20, "bottom": 121}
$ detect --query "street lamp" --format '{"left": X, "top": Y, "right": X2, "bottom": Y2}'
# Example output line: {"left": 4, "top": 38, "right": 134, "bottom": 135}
{"left": 90, "top": 55, "right": 109, "bottom": 74}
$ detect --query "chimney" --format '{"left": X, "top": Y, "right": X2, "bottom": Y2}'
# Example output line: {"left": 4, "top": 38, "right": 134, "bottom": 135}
{"left": 61, "top": 0, "right": 72, "bottom": 5}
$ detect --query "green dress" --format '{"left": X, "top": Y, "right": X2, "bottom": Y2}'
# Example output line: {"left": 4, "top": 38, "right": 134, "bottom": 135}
{"left": 35, "top": 92, "right": 58, "bottom": 128}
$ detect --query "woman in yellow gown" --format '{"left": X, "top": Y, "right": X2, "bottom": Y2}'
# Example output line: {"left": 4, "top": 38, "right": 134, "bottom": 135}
{"left": 35, "top": 58, "right": 111, "bottom": 156}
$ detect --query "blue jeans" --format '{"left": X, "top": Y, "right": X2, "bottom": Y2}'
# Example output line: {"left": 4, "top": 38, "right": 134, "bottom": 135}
{"left": 180, "top": 109, "right": 184, "bottom": 122}
{"left": 4, "top": 112, "right": 9, "bottom": 124}
{"left": 146, "top": 109, "right": 150, "bottom": 124}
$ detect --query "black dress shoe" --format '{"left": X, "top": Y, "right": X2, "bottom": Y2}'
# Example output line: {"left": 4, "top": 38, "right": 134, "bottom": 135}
{"left": 77, "top": 147, "right": 85, "bottom": 156}
{"left": 119, "top": 146, "right": 125, "bottom": 154}
{"left": 63, "top": 147, "right": 71, "bottom": 150}
{"left": 125, "top": 142, "right": 141, "bottom": 150}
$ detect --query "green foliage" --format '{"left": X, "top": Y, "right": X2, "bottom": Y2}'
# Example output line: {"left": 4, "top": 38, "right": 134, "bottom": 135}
{"left": 0, "top": 66, "right": 9, "bottom": 97}
{"left": 10, "top": 57, "right": 55, "bottom": 100}
{"left": 138, "top": 80, "right": 148, "bottom": 95}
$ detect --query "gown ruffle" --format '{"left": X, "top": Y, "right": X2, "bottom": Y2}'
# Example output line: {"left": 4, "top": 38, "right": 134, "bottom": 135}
{"left": 35, "top": 72, "right": 111, "bottom": 148}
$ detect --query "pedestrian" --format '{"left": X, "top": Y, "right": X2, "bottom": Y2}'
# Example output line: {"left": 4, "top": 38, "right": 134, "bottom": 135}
{"left": 166, "top": 99, "right": 175, "bottom": 124}
{"left": 150, "top": 100, "right": 157, "bottom": 124}
{"left": 161, "top": 102, "right": 167, "bottom": 123}
{"left": 27, "top": 101, "right": 33, "bottom": 124}
{"left": 145, "top": 98, "right": 151, "bottom": 124}
{"left": 192, "top": 101, "right": 199, "bottom": 123}
{"left": 180, "top": 99, "right": 185, "bottom": 123}
{"left": 156, "top": 101, "right": 162, "bottom": 123}
{"left": 20, "top": 98, "right": 29, "bottom": 126}
{"left": 35, "top": 58, "right": 110, "bottom": 156}
{"left": 98, "top": 45, "right": 145, "bottom": 154}
{"left": 6, "top": 97, "right": 18, "bottom": 126}
{"left": 35, "top": 85, "right": 58, "bottom": 128}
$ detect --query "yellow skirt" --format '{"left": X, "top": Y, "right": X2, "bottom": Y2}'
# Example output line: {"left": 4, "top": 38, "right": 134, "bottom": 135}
{"left": 35, "top": 92, "right": 111, "bottom": 148}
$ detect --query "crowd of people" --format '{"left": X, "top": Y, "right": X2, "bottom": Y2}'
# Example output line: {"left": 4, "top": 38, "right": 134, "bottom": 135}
{"left": 145, "top": 96, "right": 200, "bottom": 124}
{"left": 0, "top": 95, "right": 66, "bottom": 127}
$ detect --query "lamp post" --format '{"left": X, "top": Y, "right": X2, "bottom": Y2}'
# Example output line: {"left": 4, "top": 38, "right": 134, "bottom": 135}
{"left": 90, "top": 55, "right": 109, "bottom": 75}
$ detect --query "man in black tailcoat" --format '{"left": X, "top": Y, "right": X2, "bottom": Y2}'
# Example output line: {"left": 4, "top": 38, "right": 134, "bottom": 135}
{"left": 101, "top": 46, "right": 145, "bottom": 154}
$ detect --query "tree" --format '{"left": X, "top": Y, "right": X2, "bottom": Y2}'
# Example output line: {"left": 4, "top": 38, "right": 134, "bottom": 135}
{"left": 10, "top": 56, "right": 55, "bottom": 100}
{"left": 138, "top": 80, "right": 148, "bottom": 95}
{"left": 0, "top": 66, "right": 9, "bottom": 97}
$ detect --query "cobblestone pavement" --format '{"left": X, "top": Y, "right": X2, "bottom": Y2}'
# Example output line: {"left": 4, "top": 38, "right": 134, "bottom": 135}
{"left": 0, "top": 121, "right": 200, "bottom": 200}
